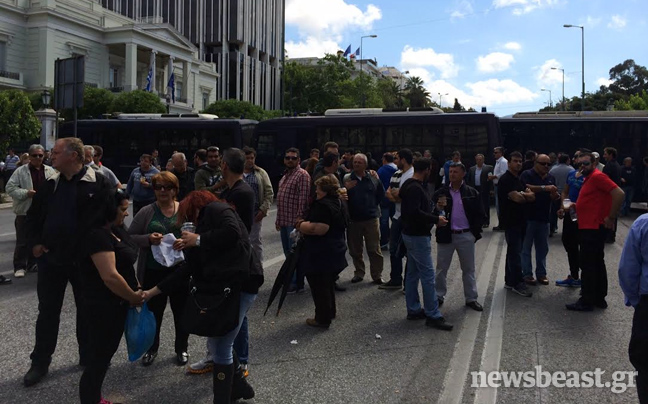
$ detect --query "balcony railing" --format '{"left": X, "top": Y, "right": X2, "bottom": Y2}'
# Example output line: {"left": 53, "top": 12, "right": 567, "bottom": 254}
{"left": 0, "top": 70, "right": 20, "bottom": 80}
{"left": 84, "top": 82, "right": 98, "bottom": 88}
{"left": 109, "top": 86, "right": 124, "bottom": 93}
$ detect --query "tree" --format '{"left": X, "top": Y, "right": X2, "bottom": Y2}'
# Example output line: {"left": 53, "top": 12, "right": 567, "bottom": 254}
{"left": 607, "top": 59, "right": 648, "bottom": 96}
{"left": 615, "top": 90, "right": 648, "bottom": 110}
{"left": 59, "top": 87, "right": 115, "bottom": 120}
{"left": 452, "top": 98, "right": 465, "bottom": 112}
{"left": 404, "top": 76, "right": 431, "bottom": 108}
{"left": 376, "top": 79, "right": 404, "bottom": 109}
{"left": 0, "top": 90, "right": 41, "bottom": 151}
{"left": 110, "top": 90, "right": 166, "bottom": 114}
{"left": 202, "top": 99, "right": 280, "bottom": 121}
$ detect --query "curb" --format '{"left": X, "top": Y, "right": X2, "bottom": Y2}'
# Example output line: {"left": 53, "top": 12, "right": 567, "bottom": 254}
{"left": 0, "top": 203, "right": 12, "bottom": 210}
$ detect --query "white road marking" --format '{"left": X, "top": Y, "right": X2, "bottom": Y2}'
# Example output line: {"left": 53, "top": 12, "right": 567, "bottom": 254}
{"left": 437, "top": 232, "right": 503, "bottom": 404}
{"left": 473, "top": 242, "right": 508, "bottom": 404}
{"left": 262, "top": 254, "right": 285, "bottom": 269}
{"left": 0, "top": 232, "right": 16, "bottom": 238}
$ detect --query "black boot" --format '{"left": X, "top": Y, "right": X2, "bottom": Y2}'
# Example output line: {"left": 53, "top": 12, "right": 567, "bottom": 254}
{"left": 212, "top": 363, "right": 234, "bottom": 404}
{"left": 231, "top": 365, "right": 255, "bottom": 402}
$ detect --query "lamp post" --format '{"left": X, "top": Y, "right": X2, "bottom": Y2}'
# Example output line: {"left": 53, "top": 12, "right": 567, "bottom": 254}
{"left": 563, "top": 24, "right": 584, "bottom": 111}
{"left": 551, "top": 67, "right": 565, "bottom": 111}
{"left": 41, "top": 90, "right": 51, "bottom": 109}
{"left": 541, "top": 88, "right": 552, "bottom": 108}
{"left": 438, "top": 92, "right": 448, "bottom": 107}
{"left": 360, "top": 34, "right": 377, "bottom": 107}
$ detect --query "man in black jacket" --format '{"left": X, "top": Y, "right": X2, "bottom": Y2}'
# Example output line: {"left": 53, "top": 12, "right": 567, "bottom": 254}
{"left": 432, "top": 162, "right": 485, "bottom": 311}
{"left": 603, "top": 147, "right": 622, "bottom": 243}
{"left": 23, "top": 137, "right": 112, "bottom": 387}
{"left": 400, "top": 158, "right": 453, "bottom": 331}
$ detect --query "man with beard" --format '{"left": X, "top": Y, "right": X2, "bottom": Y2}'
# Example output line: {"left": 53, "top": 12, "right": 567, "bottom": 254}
{"left": 195, "top": 146, "right": 226, "bottom": 194}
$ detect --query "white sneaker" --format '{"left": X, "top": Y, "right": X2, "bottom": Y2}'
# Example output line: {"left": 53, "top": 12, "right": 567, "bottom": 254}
{"left": 14, "top": 269, "right": 26, "bottom": 278}
{"left": 186, "top": 355, "right": 214, "bottom": 374}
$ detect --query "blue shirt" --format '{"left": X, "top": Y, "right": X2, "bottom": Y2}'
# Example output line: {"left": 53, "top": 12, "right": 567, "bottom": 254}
{"left": 565, "top": 170, "right": 584, "bottom": 202}
{"left": 619, "top": 213, "right": 648, "bottom": 307}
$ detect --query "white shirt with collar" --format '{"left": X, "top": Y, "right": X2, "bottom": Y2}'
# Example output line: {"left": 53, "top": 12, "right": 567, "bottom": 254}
{"left": 493, "top": 156, "right": 508, "bottom": 185}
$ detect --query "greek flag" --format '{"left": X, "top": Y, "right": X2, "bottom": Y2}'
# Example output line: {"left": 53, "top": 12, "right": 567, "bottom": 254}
{"left": 145, "top": 68, "right": 153, "bottom": 92}
{"left": 168, "top": 72, "right": 175, "bottom": 103}
{"left": 145, "top": 51, "right": 156, "bottom": 92}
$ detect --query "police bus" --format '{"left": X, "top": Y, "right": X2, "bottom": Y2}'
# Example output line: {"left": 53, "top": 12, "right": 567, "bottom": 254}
{"left": 59, "top": 114, "right": 258, "bottom": 181}
{"left": 252, "top": 108, "right": 502, "bottom": 187}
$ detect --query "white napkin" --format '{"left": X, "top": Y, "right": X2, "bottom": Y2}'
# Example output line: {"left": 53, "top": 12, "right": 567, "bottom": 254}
{"left": 151, "top": 233, "right": 185, "bottom": 267}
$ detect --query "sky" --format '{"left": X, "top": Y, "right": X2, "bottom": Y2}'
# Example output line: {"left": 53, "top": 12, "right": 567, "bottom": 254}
{"left": 284, "top": 0, "right": 648, "bottom": 116}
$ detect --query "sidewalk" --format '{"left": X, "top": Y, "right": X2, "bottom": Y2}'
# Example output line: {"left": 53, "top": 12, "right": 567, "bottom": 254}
{"left": 0, "top": 193, "right": 12, "bottom": 209}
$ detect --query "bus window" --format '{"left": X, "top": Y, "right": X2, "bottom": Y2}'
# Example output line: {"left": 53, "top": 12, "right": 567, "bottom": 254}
{"left": 366, "top": 126, "right": 382, "bottom": 148}
{"left": 256, "top": 133, "right": 276, "bottom": 157}
{"left": 464, "top": 124, "right": 489, "bottom": 160}
{"left": 385, "top": 126, "right": 403, "bottom": 150}
{"left": 403, "top": 126, "right": 424, "bottom": 146}
{"left": 348, "top": 127, "right": 365, "bottom": 150}
{"left": 331, "top": 126, "right": 350, "bottom": 149}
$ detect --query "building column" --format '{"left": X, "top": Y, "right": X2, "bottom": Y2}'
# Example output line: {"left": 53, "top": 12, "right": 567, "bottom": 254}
{"left": 37, "top": 27, "right": 55, "bottom": 88}
{"left": 124, "top": 43, "right": 138, "bottom": 91}
{"left": 183, "top": 60, "right": 190, "bottom": 103}
{"left": 35, "top": 108, "right": 57, "bottom": 150}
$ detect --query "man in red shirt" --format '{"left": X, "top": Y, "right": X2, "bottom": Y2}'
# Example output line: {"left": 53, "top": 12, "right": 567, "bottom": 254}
{"left": 567, "top": 152, "right": 624, "bottom": 311}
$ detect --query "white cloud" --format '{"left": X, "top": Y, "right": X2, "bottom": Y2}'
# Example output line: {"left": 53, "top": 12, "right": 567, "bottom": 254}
{"left": 535, "top": 59, "right": 568, "bottom": 87}
{"left": 504, "top": 42, "right": 522, "bottom": 51}
{"left": 597, "top": 77, "right": 614, "bottom": 87}
{"left": 285, "top": 37, "right": 341, "bottom": 58}
{"left": 492, "top": 0, "right": 559, "bottom": 15}
{"left": 284, "top": 0, "right": 382, "bottom": 58}
{"left": 286, "top": 0, "right": 381, "bottom": 40}
{"left": 425, "top": 79, "right": 538, "bottom": 109}
{"left": 586, "top": 16, "right": 602, "bottom": 28}
{"left": 476, "top": 52, "right": 515, "bottom": 73}
{"left": 400, "top": 45, "right": 458, "bottom": 79}
{"left": 608, "top": 15, "right": 627, "bottom": 29}
{"left": 449, "top": 0, "right": 474, "bottom": 19}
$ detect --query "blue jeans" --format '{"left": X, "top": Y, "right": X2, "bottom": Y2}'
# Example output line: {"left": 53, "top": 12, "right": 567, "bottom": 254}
{"left": 232, "top": 316, "right": 249, "bottom": 363}
{"left": 389, "top": 218, "right": 406, "bottom": 284}
{"left": 280, "top": 226, "right": 296, "bottom": 257}
{"left": 380, "top": 203, "right": 395, "bottom": 246}
{"left": 402, "top": 234, "right": 442, "bottom": 320}
{"left": 521, "top": 220, "right": 549, "bottom": 278}
{"left": 208, "top": 292, "right": 257, "bottom": 365}
{"left": 622, "top": 186, "right": 635, "bottom": 216}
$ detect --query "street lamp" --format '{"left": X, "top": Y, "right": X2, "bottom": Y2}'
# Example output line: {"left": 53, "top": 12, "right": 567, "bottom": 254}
{"left": 551, "top": 67, "right": 565, "bottom": 111}
{"left": 360, "top": 34, "right": 377, "bottom": 107}
{"left": 563, "top": 24, "right": 584, "bottom": 111}
{"left": 41, "top": 89, "right": 51, "bottom": 109}
{"left": 541, "top": 88, "right": 552, "bottom": 108}
{"left": 438, "top": 92, "right": 448, "bottom": 107}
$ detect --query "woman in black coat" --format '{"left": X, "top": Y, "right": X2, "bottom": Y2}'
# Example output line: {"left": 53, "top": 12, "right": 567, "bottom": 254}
{"left": 296, "top": 174, "right": 349, "bottom": 329}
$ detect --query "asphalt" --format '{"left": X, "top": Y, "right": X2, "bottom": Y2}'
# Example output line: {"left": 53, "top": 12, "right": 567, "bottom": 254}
{"left": 0, "top": 203, "right": 642, "bottom": 403}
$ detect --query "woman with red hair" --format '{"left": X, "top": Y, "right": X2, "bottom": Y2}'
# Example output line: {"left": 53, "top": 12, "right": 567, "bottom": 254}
{"left": 143, "top": 190, "right": 260, "bottom": 403}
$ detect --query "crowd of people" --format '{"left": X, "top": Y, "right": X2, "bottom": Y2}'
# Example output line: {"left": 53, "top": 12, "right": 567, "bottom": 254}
{"left": 2, "top": 139, "right": 648, "bottom": 402}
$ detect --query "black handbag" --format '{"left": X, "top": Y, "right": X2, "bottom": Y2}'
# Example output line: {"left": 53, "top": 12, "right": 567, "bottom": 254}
{"left": 182, "top": 281, "right": 241, "bottom": 337}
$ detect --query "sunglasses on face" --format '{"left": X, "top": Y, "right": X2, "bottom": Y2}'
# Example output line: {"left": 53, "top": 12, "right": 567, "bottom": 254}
{"left": 153, "top": 184, "right": 175, "bottom": 191}
{"left": 581, "top": 161, "right": 592, "bottom": 166}
{"left": 284, "top": 156, "right": 298, "bottom": 161}
{"left": 30, "top": 154, "right": 43, "bottom": 158}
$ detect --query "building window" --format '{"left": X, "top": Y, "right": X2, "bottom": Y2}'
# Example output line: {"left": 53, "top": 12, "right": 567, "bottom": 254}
{"left": 0, "top": 41, "right": 6, "bottom": 71}
{"left": 109, "top": 67, "right": 119, "bottom": 88}
{"left": 202, "top": 92, "right": 210, "bottom": 110}
{"left": 176, "top": 82, "right": 183, "bottom": 101}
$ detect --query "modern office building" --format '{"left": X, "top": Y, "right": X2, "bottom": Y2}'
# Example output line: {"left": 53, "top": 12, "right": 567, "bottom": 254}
{"left": 100, "top": 0, "right": 285, "bottom": 110}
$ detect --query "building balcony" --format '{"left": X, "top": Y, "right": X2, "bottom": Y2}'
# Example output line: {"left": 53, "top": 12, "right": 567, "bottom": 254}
{"left": 109, "top": 86, "right": 124, "bottom": 93}
{"left": 0, "top": 70, "right": 24, "bottom": 89}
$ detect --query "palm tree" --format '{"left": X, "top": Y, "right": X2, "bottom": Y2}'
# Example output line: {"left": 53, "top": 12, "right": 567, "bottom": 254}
{"left": 404, "top": 76, "right": 432, "bottom": 108}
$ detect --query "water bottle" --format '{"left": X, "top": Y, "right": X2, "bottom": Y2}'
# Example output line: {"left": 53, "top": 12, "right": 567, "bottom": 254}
{"left": 568, "top": 205, "right": 578, "bottom": 222}
{"left": 181, "top": 222, "right": 196, "bottom": 233}
{"left": 439, "top": 209, "right": 446, "bottom": 218}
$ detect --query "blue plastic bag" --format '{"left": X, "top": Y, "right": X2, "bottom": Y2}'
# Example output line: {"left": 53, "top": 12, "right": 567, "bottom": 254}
{"left": 124, "top": 303, "right": 156, "bottom": 362}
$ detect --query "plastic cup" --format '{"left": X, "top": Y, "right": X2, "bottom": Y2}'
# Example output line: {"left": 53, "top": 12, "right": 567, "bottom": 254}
{"left": 562, "top": 199, "right": 572, "bottom": 210}
{"left": 181, "top": 222, "right": 196, "bottom": 233}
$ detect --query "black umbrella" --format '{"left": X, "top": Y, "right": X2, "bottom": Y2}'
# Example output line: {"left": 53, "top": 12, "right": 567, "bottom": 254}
{"left": 264, "top": 237, "right": 303, "bottom": 316}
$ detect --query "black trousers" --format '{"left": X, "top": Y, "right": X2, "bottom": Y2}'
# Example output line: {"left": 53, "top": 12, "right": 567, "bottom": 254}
{"left": 579, "top": 227, "right": 608, "bottom": 305}
{"left": 479, "top": 188, "right": 490, "bottom": 226}
{"left": 631, "top": 296, "right": 648, "bottom": 404}
{"left": 561, "top": 212, "right": 580, "bottom": 279}
{"left": 504, "top": 226, "right": 525, "bottom": 287}
{"left": 30, "top": 256, "right": 89, "bottom": 367}
{"left": 13, "top": 215, "right": 35, "bottom": 271}
{"left": 79, "top": 301, "right": 128, "bottom": 404}
{"left": 143, "top": 268, "right": 189, "bottom": 353}
{"left": 306, "top": 272, "right": 336, "bottom": 325}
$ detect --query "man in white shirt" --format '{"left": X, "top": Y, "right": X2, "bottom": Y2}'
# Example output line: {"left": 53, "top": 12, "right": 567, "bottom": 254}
{"left": 488, "top": 147, "right": 508, "bottom": 231}
{"left": 380, "top": 148, "right": 414, "bottom": 290}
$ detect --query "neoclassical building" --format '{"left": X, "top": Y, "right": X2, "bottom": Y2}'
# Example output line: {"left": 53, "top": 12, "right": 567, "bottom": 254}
{"left": 100, "top": 0, "right": 285, "bottom": 110}
{"left": 0, "top": 0, "right": 283, "bottom": 113}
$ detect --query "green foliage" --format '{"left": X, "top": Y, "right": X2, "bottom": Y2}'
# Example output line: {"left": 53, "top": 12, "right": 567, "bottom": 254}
{"left": 59, "top": 87, "right": 115, "bottom": 120}
{"left": 202, "top": 99, "right": 279, "bottom": 121}
{"left": 452, "top": 98, "right": 465, "bottom": 112}
{"left": 608, "top": 59, "right": 648, "bottom": 96}
{"left": 376, "top": 79, "right": 405, "bottom": 109}
{"left": 404, "top": 76, "right": 432, "bottom": 108}
{"left": 110, "top": 90, "right": 166, "bottom": 114}
{"left": 615, "top": 91, "right": 648, "bottom": 110}
{"left": 0, "top": 90, "right": 41, "bottom": 152}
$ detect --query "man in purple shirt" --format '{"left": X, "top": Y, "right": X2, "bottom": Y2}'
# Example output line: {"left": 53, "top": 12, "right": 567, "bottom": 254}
{"left": 432, "top": 162, "right": 485, "bottom": 311}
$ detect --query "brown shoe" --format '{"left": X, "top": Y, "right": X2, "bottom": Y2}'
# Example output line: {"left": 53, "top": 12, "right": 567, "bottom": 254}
{"left": 306, "top": 318, "right": 330, "bottom": 329}
{"left": 524, "top": 276, "right": 537, "bottom": 286}
{"left": 537, "top": 276, "right": 549, "bottom": 285}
